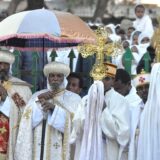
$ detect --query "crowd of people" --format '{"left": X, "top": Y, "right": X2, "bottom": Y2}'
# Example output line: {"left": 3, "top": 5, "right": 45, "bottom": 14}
{"left": 0, "top": 3, "right": 160, "bottom": 160}
{"left": 99, "top": 4, "right": 155, "bottom": 77}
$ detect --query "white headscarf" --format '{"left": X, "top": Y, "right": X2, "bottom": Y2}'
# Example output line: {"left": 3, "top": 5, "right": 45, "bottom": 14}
{"left": 130, "top": 30, "right": 141, "bottom": 45}
{"left": 130, "top": 45, "right": 141, "bottom": 75}
{"left": 105, "top": 24, "right": 116, "bottom": 34}
{"left": 138, "top": 32, "right": 151, "bottom": 45}
{"left": 105, "top": 24, "right": 121, "bottom": 42}
{"left": 137, "top": 32, "right": 151, "bottom": 59}
{"left": 137, "top": 63, "right": 160, "bottom": 160}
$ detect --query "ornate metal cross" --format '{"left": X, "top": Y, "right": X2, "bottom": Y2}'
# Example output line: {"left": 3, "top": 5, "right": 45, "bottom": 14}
{"left": 78, "top": 26, "right": 123, "bottom": 80}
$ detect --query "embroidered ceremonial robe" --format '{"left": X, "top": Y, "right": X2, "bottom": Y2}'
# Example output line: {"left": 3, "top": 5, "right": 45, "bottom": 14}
{"left": 15, "top": 89, "right": 81, "bottom": 160}
{"left": 0, "top": 76, "right": 32, "bottom": 160}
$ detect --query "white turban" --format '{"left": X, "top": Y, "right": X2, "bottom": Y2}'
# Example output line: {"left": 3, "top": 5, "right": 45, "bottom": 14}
{"left": 0, "top": 50, "right": 15, "bottom": 64}
{"left": 43, "top": 61, "right": 70, "bottom": 77}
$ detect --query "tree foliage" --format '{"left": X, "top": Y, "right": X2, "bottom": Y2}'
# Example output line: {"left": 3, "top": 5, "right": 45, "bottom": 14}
{"left": 93, "top": 0, "right": 109, "bottom": 21}
{"left": 7, "top": 0, "right": 46, "bottom": 15}
{"left": 6, "top": 0, "right": 110, "bottom": 21}
{"left": 7, "top": 0, "right": 22, "bottom": 15}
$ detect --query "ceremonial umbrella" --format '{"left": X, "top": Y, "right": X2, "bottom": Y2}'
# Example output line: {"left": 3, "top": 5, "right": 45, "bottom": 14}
{"left": 0, "top": 8, "right": 96, "bottom": 50}
{"left": 0, "top": 9, "right": 96, "bottom": 91}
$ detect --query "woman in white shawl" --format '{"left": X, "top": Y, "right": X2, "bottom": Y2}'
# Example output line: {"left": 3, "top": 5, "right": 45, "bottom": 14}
{"left": 137, "top": 63, "right": 160, "bottom": 160}
{"left": 138, "top": 32, "right": 151, "bottom": 59}
{"left": 105, "top": 24, "right": 121, "bottom": 42}
{"left": 130, "top": 30, "right": 141, "bottom": 45}
{"left": 130, "top": 45, "right": 141, "bottom": 75}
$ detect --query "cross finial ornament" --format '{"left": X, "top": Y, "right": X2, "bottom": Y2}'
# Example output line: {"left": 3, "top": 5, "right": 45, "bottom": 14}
{"left": 53, "top": 142, "right": 60, "bottom": 149}
{"left": 0, "top": 126, "right": 7, "bottom": 134}
{"left": 139, "top": 77, "right": 145, "bottom": 83}
{"left": 78, "top": 26, "right": 123, "bottom": 80}
{"left": 23, "top": 108, "right": 32, "bottom": 119}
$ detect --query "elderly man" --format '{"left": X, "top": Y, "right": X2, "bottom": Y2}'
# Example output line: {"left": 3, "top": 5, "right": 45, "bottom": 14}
{"left": 0, "top": 49, "right": 32, "bottom": 160}
{"left": 15, "top": 61, "right": 81, "bottom": 160}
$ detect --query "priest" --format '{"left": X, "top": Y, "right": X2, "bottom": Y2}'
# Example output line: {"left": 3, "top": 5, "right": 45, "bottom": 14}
{"left": 129, "top": 71, "right": 150, "bottom": 160}
{"left": 0, "top": 49, "right": 32, "bottom": 160}
{"left": 15, "top": 61, "right": 81, "bottom": 160}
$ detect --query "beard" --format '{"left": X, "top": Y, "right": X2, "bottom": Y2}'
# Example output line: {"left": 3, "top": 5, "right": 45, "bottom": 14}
{"left": 50, "top": 83, "right": 60, "bottom": 91}
{"left": 0, "top": 70, "right": 9, "bottom": 82}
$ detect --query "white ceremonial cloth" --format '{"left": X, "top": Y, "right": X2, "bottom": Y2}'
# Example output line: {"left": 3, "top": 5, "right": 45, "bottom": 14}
{"left": 70, "top": 96, "right": 87, "bottom": 160}
{"left": 137, "top": 63, "right": 160, "bottom": 160}
{"left": 0, "top": 97, "right": 11, "bottom": 117}
{"left": 128, "top": 101, "right": 144, "bottom": 160}
{"left": 79, "top": 81, "right": 104, "bottom": 160}
{"left": 131, "top": 48, "right": 141, "bottom": 75}
{"left": 125, "top": 86, "right": 143, "bottom": 160}
{"left": 125, "top": 86, "right": 142, "bottom": 110}
{"left": 100, "top": 88, "right": 130, "bottom": 160}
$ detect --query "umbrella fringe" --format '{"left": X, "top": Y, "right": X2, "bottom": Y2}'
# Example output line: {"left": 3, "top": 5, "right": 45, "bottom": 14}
{"left": 0, "top": 34, "right": 96, "bottom": 44}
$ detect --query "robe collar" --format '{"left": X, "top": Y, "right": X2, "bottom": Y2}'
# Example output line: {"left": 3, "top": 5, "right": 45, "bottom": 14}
{"left": 0, "top": 97, "right": 11, "bottom": 117}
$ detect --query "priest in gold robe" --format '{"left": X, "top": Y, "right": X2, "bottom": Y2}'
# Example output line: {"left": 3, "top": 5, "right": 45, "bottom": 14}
{"left": 15, "top": 61, "right": 81, "bottom": 160}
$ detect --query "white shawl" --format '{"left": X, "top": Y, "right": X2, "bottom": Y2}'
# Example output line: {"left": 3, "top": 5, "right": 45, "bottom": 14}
{"left": 137, "top": 63, "right": 160, "bottom": 160}
{"left": 79, "top": 81, "right": 104, "bottom": 160}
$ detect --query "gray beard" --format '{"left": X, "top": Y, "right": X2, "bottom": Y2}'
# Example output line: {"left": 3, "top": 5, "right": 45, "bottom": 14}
{"left": 50, "top": 83, "right": 60, "bottom": 91}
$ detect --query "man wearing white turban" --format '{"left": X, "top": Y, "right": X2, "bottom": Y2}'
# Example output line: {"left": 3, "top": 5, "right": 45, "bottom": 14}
{"left": 136, "top": 63, "right": 160, "bottom": 160}
{"left": 0, "top": 48, "right": 32, "bottom": 160}
{"left": 128, "top": 72, "right": 150, "bottom": 160}
{"left": 15, "top": 61, "right": 81, "bottom": 160}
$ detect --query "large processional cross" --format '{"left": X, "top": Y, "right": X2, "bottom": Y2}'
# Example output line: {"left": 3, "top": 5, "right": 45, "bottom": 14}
{"left": 78, "top": 27, "right": 123, "bottom": 80}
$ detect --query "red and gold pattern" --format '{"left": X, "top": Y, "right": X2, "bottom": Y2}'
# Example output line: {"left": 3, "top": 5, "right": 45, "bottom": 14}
{"left": 12, "top": 92, "right": 26, "bottom": 107}
{"left": 0, "top": 113, "right": 9, "bottom": 154}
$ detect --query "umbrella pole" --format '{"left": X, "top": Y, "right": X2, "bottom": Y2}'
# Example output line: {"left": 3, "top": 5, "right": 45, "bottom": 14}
{"left": 40, "top": 115, "right": 47, "bottom": 160}
{"left": 42, "top": 38, "right": 47, "bottom": 89}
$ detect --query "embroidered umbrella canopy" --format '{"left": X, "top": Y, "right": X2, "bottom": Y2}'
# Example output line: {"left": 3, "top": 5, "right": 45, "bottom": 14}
{"left": 0, "top": 8, "right": 96, "bottom": 51}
